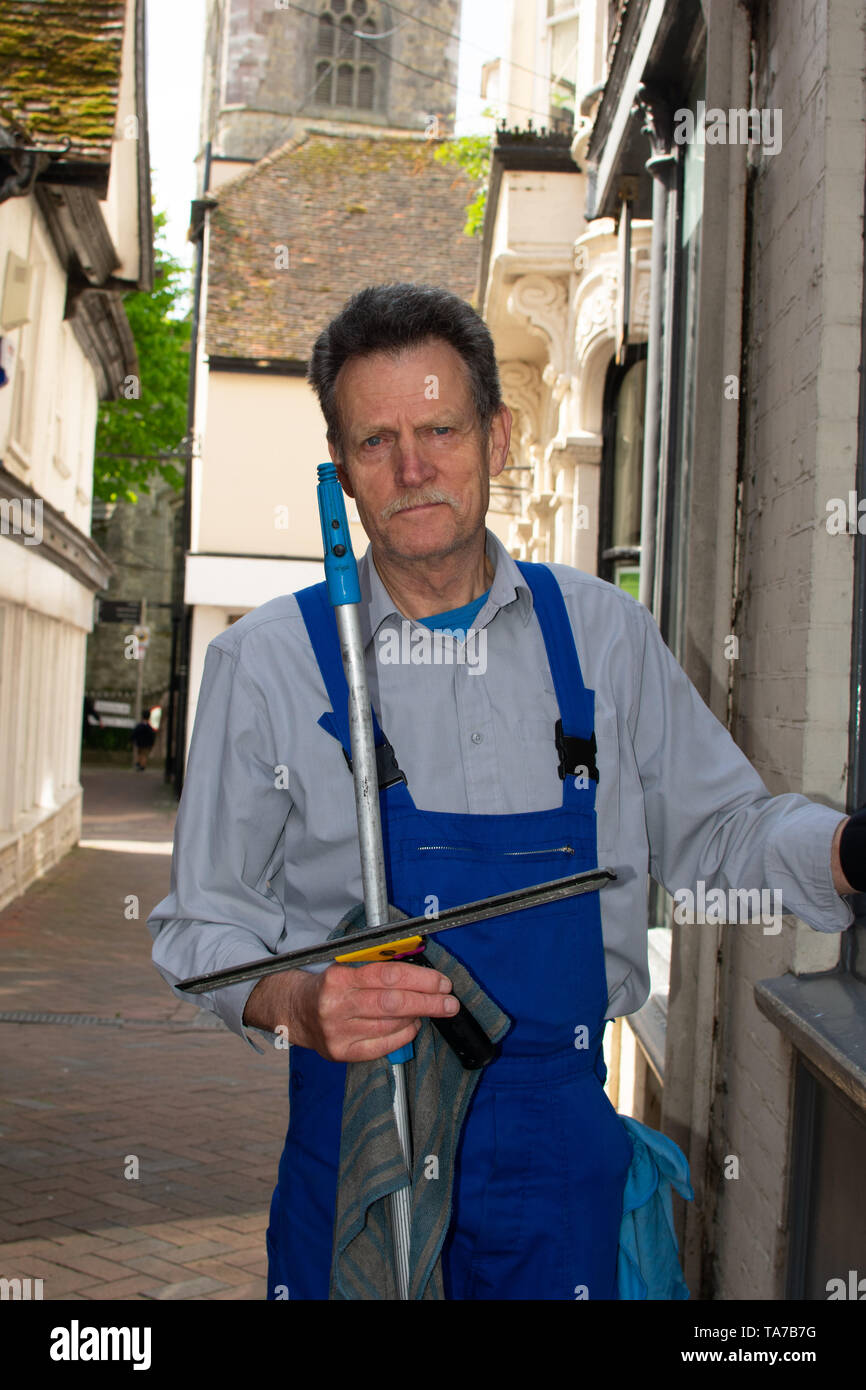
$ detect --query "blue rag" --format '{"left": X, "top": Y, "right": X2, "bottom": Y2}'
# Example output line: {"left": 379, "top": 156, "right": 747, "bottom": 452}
{"left": 616, "top": 1115, "right": 694, "bottom": 1299}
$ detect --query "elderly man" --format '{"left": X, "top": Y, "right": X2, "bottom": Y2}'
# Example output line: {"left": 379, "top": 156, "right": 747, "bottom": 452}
{"left": 148, "top": 282, "right": 860, "bottom": 1302}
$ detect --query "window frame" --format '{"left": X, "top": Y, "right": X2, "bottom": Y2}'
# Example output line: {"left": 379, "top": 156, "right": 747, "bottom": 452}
{"left": 312, "top": 0, "right": 386, "bottom": 114}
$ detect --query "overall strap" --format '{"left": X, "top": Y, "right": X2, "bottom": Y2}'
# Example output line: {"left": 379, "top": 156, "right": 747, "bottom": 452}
{"left": 294, "top": 582, "right": 406, "bottom": 790}
{"left": 515, "top": 561, "right": 599, "bottom": 782}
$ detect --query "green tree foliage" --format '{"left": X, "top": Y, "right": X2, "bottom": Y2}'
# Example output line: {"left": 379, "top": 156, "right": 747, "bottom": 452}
{"left": 433, "top": 134, "right": 492, "bottom": 237}
{"left": 93, "top": 211, "right": 191, "bottom": 503}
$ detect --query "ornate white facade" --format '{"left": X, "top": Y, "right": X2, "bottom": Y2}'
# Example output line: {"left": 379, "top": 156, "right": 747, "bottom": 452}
{"left": 482, "top": 158, "right": 651, "bottom": 577}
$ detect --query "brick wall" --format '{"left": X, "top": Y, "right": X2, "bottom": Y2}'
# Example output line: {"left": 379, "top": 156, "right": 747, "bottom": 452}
{"left": 711, "top": 0, "right": 864, "bottom": 1299}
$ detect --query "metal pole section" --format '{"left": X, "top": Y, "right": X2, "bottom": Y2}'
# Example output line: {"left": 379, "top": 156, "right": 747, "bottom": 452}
{"left": 335, "top": 603, "right": 413, "bottom": 1298}
{"left": 336, "top": 605, "right": 389, "bottom": 925}
{"left": 388, "top": 1066, "right": 413, "bottom": 1298}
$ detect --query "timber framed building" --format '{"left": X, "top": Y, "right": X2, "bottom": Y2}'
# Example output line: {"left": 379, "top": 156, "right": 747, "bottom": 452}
{"left": 0, "top": 0, "right": 153, "bottom": 908}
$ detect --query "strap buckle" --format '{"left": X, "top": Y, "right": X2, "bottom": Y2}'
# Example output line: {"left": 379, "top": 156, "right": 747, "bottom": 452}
{"left": 342, "top": 737, "right": 407, "bottom": 790}
{"left": 555, "top": 718, "right": 599, "bottom": 783}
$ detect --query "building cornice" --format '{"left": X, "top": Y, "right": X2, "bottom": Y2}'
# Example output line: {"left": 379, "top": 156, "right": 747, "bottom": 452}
{"left": 585, "top": 0, "right": 701, "bottom": 218}
{"left": 207, "top": 356, "right": 309, "bottom": 377}
{"left": 35, "top": 183, "right": 120, "bottom": 286}
{"left": 66, "top": 287, "right": 138, "bottom": 401}
{"left": 132, "top": 0, "right": 154, "bottom": 294}
{"left": 588, "top": 0, "right": 655, "bottom": 167}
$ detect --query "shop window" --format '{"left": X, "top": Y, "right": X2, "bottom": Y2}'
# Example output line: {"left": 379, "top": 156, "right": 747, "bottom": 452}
{"left": 598, "top": 349, "right": 647, "bottom": 599}
{"left": 660, "top": 69, "right": 705, "bottom": 659}
{"left": 546, "top": 1, "right": 578, "bottom": 133}
{"left": 787, "top": 1057, "right": 866, "bottom": 1298}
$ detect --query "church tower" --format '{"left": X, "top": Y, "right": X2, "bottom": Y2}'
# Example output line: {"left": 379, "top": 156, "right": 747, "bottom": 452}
{"left": 199, "top": 0, "right": 462, "bottom": 164}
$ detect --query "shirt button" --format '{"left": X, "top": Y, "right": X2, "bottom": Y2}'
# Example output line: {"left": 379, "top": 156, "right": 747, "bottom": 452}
{"left": 471, "top": 732, "right": 483, "bottom": 744}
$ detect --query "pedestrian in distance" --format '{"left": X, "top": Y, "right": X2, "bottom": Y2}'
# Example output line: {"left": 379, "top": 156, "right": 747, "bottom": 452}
{"left": 131, "top": 709, "right": 156, "bottom": 771}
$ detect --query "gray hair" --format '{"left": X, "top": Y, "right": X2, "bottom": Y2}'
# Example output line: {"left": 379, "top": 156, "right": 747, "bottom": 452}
{"left": 307, "top": 282, "right": 502, "bottom": 460}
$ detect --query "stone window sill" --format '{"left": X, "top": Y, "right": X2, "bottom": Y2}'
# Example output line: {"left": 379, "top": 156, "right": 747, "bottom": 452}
{"left": 754, "top": 971, "right": 866, "bottom": 1113}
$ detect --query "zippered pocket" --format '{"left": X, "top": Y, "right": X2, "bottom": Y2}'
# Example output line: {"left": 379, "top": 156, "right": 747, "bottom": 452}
{"left": 415, "top": 843, "right": 577, "bottom": 860}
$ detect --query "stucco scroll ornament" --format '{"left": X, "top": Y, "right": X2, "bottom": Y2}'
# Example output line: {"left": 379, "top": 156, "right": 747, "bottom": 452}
{"left": 499, "top": 360, "right": 543, "bottom": 447}
{"left": 575, "top": 273, "right": 617, "bottom": 362}
{"left": 542, "top": 362, "right": 569, "bottom": 404}
{"left": 507, "top": 275, "right": 569, "bottom": 382}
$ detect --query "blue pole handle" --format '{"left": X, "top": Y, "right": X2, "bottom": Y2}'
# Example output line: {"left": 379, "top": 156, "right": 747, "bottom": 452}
{"left": 316, "top": 463, "right": 413, "bottom": 1068}
{"left": 316, "top": 461, "right": 361, "bottom": 606}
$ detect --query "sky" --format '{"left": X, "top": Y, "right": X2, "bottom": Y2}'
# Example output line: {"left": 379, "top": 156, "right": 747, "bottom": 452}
{"left": 145, "top": 0, "right": 509, "bottom": 274}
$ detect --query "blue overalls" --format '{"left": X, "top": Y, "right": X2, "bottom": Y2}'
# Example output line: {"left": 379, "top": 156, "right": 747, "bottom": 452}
{"left": 266, "top": 561, "right": 634, "bottom": 1300}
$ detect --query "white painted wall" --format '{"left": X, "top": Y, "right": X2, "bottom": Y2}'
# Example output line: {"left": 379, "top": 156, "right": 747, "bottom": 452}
{"left": 0, "top": 202, "right": 98, "bottom": 534}
{"left": 196, "top": 371, "right": 335, "bottom": 558}
{"left": 0, "top": 25, "right": 142, "bottom": 906}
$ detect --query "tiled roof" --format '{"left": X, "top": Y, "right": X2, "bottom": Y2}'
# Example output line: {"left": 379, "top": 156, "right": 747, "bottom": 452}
{"left": 0, "top": 0, "right": 127, "bottom": 160}
{"left": 205, "top": 133, "right": 482, "bottom": 362}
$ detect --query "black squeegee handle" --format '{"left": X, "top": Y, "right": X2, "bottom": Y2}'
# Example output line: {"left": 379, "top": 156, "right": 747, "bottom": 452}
{"left": 412, "top": 950, "right": 497, "bottom": 1070}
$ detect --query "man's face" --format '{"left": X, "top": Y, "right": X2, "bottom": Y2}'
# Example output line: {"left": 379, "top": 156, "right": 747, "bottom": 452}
{"left": 329, "top": 338, "right": 510, "bottom": 566}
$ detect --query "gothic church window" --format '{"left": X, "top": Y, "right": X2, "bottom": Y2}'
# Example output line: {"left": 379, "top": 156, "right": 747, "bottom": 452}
{"left": 313, "top": 0, "right": 385, "bottom": 111}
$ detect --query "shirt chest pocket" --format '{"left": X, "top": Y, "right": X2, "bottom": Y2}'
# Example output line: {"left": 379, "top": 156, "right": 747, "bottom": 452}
{"left": 591, "top": 709, "right": 621, "bottom": 856}
{"left": 516, "top": 704, "right": 621, "bottom": 847}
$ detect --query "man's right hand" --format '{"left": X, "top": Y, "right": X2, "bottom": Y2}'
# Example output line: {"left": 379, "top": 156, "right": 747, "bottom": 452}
{"left": 243, "top": 960, "right": 460, "bottom": 1061}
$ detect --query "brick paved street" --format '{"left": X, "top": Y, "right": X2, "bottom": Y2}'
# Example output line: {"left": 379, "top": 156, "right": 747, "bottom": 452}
{"left": 0, "top": 766, "right": 287, "bottom": 1301}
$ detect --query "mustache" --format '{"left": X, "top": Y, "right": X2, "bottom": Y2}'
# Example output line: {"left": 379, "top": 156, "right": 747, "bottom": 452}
{"left": 380, "top": 489, "right": 460, "bottom": 521}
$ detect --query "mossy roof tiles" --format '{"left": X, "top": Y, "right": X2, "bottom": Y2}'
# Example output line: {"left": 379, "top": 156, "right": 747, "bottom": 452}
{"left": 205, "top": 133, "right": 481, "bottom": 363}
{"left": 0, "top": 0, "right": 127, "bottom": 160}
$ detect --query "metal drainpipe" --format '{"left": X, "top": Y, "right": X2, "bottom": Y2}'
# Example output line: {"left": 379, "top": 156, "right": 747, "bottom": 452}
{"left": 844, "top": 144, "right": 866, "bottom": 968}
{"left": 634, "top": 86, "right": 678, "bottom": 614}
{"left": 169, "top": 141, "right": 211, "bottom": 797}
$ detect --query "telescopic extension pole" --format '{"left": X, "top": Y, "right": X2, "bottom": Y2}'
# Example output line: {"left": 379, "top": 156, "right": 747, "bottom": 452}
{"left": 315, "top": 461, "right": 413, "bottom": 1301}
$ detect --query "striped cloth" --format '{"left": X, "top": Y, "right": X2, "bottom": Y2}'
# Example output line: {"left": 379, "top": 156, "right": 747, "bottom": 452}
{"left": 326, "top": 905, "right": 511, "bottom": 1300}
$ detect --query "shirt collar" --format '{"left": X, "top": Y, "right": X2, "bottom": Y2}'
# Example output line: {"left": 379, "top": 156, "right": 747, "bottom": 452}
{"left": 356, "top": 527, "right": 534, "bottom": 647}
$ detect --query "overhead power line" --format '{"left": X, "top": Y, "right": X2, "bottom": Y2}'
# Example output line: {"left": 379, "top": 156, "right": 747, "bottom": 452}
{"left": 285, "top": 2, "right": 561, "bottom": 128}
{"left": 384, "top": 0, "right": 567, "bottom": 90}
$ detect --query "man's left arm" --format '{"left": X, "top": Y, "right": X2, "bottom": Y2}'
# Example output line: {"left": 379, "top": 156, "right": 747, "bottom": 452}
{"left": 626, "top": 600, "right": 857, "bottom": 930}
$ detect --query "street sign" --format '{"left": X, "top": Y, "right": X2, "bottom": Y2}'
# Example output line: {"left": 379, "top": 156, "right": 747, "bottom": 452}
{"left": 98, "top": 599, "right": 141, "bottom": 624}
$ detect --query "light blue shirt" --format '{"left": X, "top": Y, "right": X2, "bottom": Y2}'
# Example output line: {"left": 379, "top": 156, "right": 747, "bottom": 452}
{"left": 147, "top": 529, "right": 853, "bottom": 1051}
